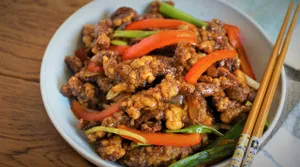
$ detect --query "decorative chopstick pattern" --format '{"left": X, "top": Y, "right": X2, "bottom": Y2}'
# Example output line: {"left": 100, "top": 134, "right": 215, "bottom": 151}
{"left": 230, "top": 2, "right": 299, "bottom": 167}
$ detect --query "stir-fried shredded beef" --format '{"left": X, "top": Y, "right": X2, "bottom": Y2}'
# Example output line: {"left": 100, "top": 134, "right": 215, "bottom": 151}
{"left": 111, "top": 7, "right": 138, "bottom": 27}
{"left": 198, "top": 19, "right": 234, "bottom": 53}
{"left": 60, "top": 2, "right": 257, "bottom": 166}
{"left": 60, "top": 76, "right": 99, "bottom": 108}
{"left": 97, "top": 135, "right": 126, "bottom": 161}
{"left": 91, "top": 19, "right": 114, "bottom": 54}
{"left": 119, "top": 146, "right": 193, "bottom": 167}
{"left": 65, "top": 56, "right": 83, "bottom": 73}
{"left": 105, "top": 56, "right": 176, "bottom": 95}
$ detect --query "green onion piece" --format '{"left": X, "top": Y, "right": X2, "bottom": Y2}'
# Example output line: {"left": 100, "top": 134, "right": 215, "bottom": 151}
{"left": 85, "top": 126, "right": 146, "bottom": 143}
{"left": 113, "top": 30, "right": 158, "bottom": 38}
{"left": 132, "top": 143, "right": 152, "bottom": 148}
{"left": 166, "top": 124, "right": 223, "bottom": 136}
{"left": 110, "top": 39, "right": 128, "bottom": 46}
{"left": 205, "top": 118, "right": 246, "bottom": 149}
{"left": 264, "top": 120, "right": 270, "bottom": 132}
{"left": 159, "top": 2, "right": 208, "bottom": 27}
{"left": 245, "top": 100, "right": 253, "bottom": 106}
{"left": 169, "top": 143, "right": 236, "bottom": 167}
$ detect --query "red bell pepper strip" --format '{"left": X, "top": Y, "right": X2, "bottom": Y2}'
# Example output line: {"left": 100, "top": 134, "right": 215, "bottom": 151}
{"left": 237, "top": 45, "right": 256, "bottom": 79}
{"left": 122, "top": 30, "right": 197, "bottom": 61}
{"left": 71, "top": 100, "right": 119, "bottom": 121}
{"left": 87, "top": 61, "right": 103, "bottom": 72}
{"left": 118, "top": 125, "right": 201, "bottom": 146}
{"left": 75, "top": 48, "right": 87, "bottom": 62}
{"left": 125, "top": 19, "right": 198, "bottom": 32}
{"left": 185, "top": 50, "right": 238, "bottom": 85}
{"left": 108, "top": 46, "right": 130, "bottom": 55}
{"left": 224, "top": 24, "right": 256, "bottom": 80}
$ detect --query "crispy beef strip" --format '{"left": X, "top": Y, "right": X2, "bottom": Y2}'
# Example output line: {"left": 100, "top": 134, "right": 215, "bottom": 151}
{"left": 97, "top": 76, "right": 114, "bottom": 93}
{"left": 60, "top": 76, "right": 99, "bottom": 109}
{"left": 140, "top": 120, "right": 162, "bottom": 133}
{"left": 120, "top": 74, "right": 181, "bottom": 120}
{"left": 247, "top": 88, "right": 257, "bottom": 102}
{"left": 65, "top": 56, "right": 83, "bottom": 73}
{"left": 133, "top": 1, "right": 174, "bottom": 21}
{"left": 104, "top": 55, "right": 176, "bottom": 95}
{"left": 134, "top": 109, "right": 164, "bottom": 133}
{"left": 173, "top": 43, "right": 208, "bottom": 75}
{"left": 119, "top": 145, "right": 193, "bottom": 167}
{"left": 75, "top": 68, "right": 101, "bottom": 83}
{"left": 78, "top": 119, "right": 100, "bottom": 130}
{"left": 111, "top": 7, "right": 138, "bottom": 27}
{"left": 216, "top": 57, "right": 241, "bottom": 72}
{"left": 97, "top": 135, "right": 126, "bottom": 161}
{"left": 213, "top": 96, "right": 251, "bottom": 123}
{"left": 200, "top": 67, "right": 256, "bottom": 123}
{"left": 197, "top": 19, "right": 234, "bottom": 53}
{"left": 119, "top": 133, "right": 208, "bottom": 167}
{"left": 91, "top": 19, "right": 114, "bottom": 54}
{"left": 82, "top": 24, "right": 96, "bottom": 48}
{"left": 188, "top": 91, "right": 214, "bottom": 126}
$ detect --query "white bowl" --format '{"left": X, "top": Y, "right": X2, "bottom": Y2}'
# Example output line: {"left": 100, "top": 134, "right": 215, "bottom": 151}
{"left": 40, "top": 0, "right": 286, "bottom": 166}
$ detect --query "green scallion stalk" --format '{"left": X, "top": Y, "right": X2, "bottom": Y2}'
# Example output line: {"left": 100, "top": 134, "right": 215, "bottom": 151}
{"left": 132, "top": 143, "right": 152, "bottom": 148}
{"left": 264, "top": 119, "right": 270, "bottom": 132}
{"left": 245, "top": 100, "right": 253, "bottom": 106}
{"left": 205, "top": 118, "right": 246, "bottom": 149}
{"left": 110, "top": 39, "right": 128, "bottom": 46}
{"left": 169, "top": 143, "right": 236, "bottom": 167}
{"left": 159, "top": 2, "right": 208, "bottom": 27}
{"left": 85, "top": 126, "right": 146, "bottom": 143}
{"left": 166, "top": 124, "right": 223, "bottom": 136}
{"left": 113, "top": 30, "right": 158, "bottom": 38}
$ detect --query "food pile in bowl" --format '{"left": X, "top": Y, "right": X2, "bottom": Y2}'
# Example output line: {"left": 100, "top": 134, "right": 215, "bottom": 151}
{"left": 60, "top": 1, "right": 260, "bottom": 166}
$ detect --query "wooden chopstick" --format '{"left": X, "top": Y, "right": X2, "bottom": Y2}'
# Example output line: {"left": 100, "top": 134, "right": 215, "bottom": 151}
{"left": 252, "top": 4, "right": 300, "bottom": 140}
{"left": 242, "top": 4, "right": 300, "bottom": 166}
{"left": 229, "top": 2, "right": 295, "bottom": 167}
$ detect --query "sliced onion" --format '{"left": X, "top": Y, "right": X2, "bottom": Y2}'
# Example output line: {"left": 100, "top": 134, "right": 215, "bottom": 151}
{"left": 106, "top": 89, "right": 120, "bottom": 100}
{"left": 244, "top": 72, "right": 260, "bottom": 90}
{"left": 168, "top": 95, "right": 184, "bottom": 105}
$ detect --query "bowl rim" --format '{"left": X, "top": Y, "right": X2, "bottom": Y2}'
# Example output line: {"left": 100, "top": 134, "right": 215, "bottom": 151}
{"left": 40, "top": 0, "right": 286, "bottom": 167}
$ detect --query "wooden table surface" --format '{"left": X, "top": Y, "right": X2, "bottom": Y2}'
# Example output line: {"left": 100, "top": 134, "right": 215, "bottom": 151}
{"left": 0, "top": 0, "right": 96, "bottom": 166}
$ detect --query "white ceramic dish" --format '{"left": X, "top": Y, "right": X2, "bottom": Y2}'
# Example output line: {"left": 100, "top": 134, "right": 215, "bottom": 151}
{"left": 40, "top": 0, "right": 286, "bottom": 166}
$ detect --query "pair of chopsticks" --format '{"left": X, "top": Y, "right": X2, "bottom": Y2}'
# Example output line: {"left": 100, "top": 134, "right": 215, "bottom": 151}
{"left": 230, "top": 2, "right": 300, "bottom": 167}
